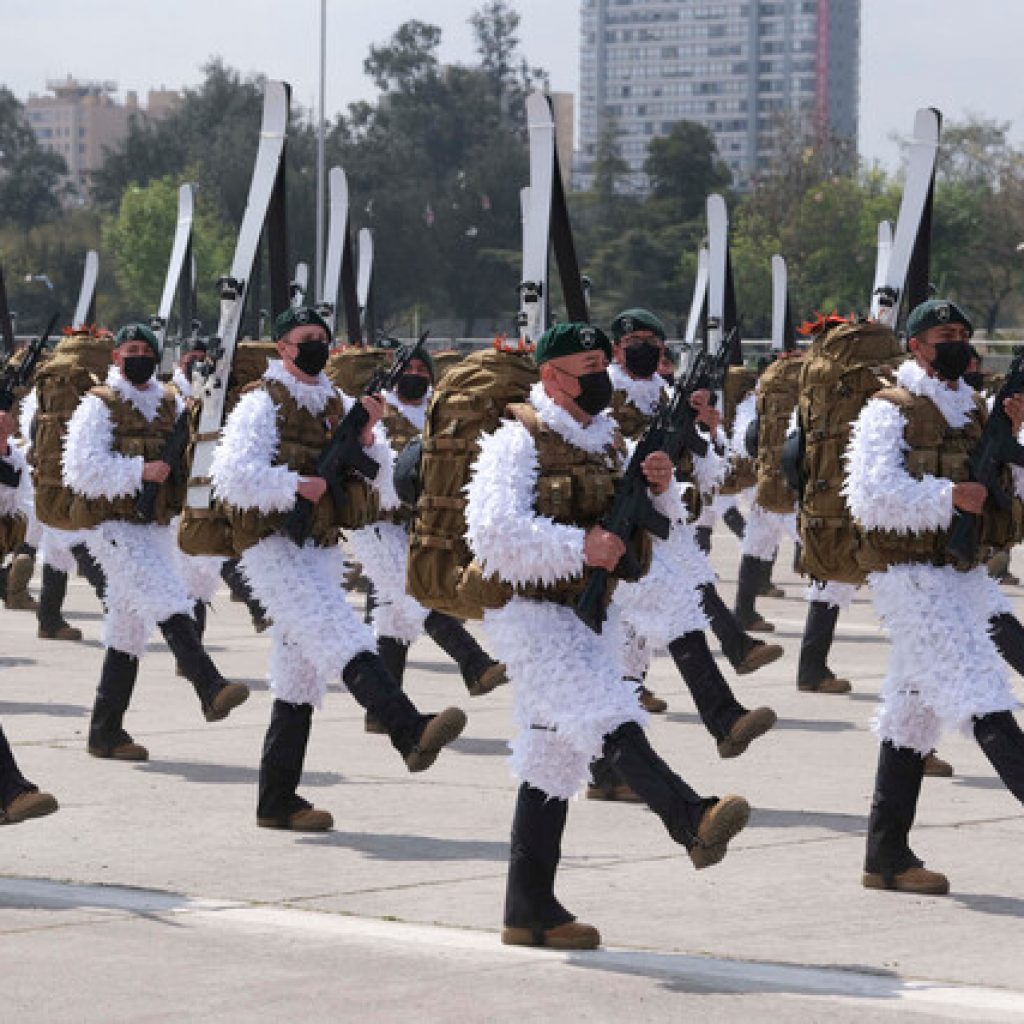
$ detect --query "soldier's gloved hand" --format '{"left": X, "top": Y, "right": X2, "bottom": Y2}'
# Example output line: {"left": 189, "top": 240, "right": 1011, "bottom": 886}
{"left": 359, "top": 395, "right": 385, "bottom": 446}
{"left": 584, "top": 527, "right": 626, "bottom": 571}
{"left": 642, "top": 451, "right": 673, "bottom": 495}
{"left": 690, "top": 390, "right": 720, "bottom": 432}
{"left": 953, "top": 481, "right": 987, "bottom": 514}
{"left": 1002, "top": 393, "right": 1024, "bottom": 435}
{"left": 142, "top": 460, "right": 171, "bottom": 483}
{"left": 297, "top": 476, "right": 328, "bottom": 504}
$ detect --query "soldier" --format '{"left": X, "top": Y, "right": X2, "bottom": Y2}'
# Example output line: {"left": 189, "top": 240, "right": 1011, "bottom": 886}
{"left": 602, "top": 308, "right": 779, "bottom": 763}
{"left": 209, "top": 307, "right": 466, "bottom": 831}
{"left": 62, "top": 323, "right": 250, "bottom": 762}
{"left": 845, "top": 299, "right": 1024, "bottom": 895}
{"left": 466, "top": 322, "right": 750, "bottom": 949}
{"left": 345, "top": 344, "right": 507, "bottom": 730}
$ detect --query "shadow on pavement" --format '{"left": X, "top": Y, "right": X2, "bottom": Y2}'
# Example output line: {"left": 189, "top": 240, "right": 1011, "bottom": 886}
{"left": 136, "top": 760, "right": 344, "bottom": 787}
{"left": 954, "top": 892, "right": 1024, "bottom": 918}
{"left": 664, "top": 712, "right": 857, "bottom": 734}
{"left": 449, "top": 737, "right": 509, "bottom": 757}
{"left": 0, "top": 656, "right": 36, "bottom": 668}
{"left": 298, "top": 830, "right": 508, "bottom": 861}
{"left": 748, "top": 806, "right": 866, "bottom": 835}
{"left": 951, "top": 774, "right": 1005, "bottom": 791}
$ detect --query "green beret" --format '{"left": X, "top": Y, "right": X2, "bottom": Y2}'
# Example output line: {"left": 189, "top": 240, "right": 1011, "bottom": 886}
{"left": 114, "top": 322, "right": 161, "bottom": 357}
{"left": 272, "top": 305, "right": 331, "bottom": 342}
{"left": 610, "top": 307, "right": 667, "bottom": 342}
{"left": 534, "top": 322, "right": 613, "bottom": 367}
{"left": 906, "top": 299, "right": 973, "bottom": 339}
{"left": 399, "top": 344, "right": 435, "bottom": 381}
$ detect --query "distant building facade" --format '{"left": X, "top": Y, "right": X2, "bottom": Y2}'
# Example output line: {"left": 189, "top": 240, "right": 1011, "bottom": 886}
{"left": 576, "top": 0, "right": 860, "bottom": 192}
{"left": 24, "top": 77, "right": 181, "bottom": 204}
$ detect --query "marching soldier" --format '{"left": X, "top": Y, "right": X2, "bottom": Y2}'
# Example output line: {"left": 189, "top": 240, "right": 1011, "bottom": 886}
{"left": 845, "top": 299, "right": 1024, "bottom": 895}
{"left": 466, "top": 322, "right": 750, "bottom": 949}
{"left": 209, "top": 307, "right": 467, "bottom": 831}
{"left": 62, "top": 323, "right": 250, "bottom": 762}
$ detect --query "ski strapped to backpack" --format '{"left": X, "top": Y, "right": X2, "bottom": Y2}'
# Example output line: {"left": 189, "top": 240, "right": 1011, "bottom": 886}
{"left": 154, "top": 183, "right": 196, "bottom": 377}
{"left": 72, "top": 250, "right": 99, "bottom": 329}
{"left": 179, "top": 80, "right": 290, "bottom": 557}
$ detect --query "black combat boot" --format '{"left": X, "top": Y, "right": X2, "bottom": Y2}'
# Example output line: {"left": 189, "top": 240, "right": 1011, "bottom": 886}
{"left": 256, "top": 700, "right": 332, "bottom": 830}
{"left": 602, "top": 722, "right": 749, "bottom": 868}
{"left": 424, "top": 610, "right": 508, "bottom": 696}
{"left": 758, "top": 554, "right": 785, "bottom": 598}
{"left": 342, "top": 651, "right": 466, "bottom": 771}
{"left": 722, "top": 506, "right": 746, "bottom": 540}
{"left": 71, "top": 542, "right": 107, "bottom": 601}
{"left": 694, "top": 526, "right": 712, "bottom": 555}
{"left": 501, "top": 783, "right": 599, "bottom": 948}
{"left": 990, "top": 612, "right": 1024, "bottom": 677}
{"left": 0, "top": 725, "right": 57, "bottom": 825}
{"left": 87, "top": 648, "right": 147, "bottom": 760}
{"left": 36, "top": 565, "right": 82, "bottom": 641}
{"left": 364, "top": 636, "right": 409, "bottom": 734}
{"left": 220, "top": 559, "right": 270, "bottom": 633}
{"left": 159, "top": 613, "right": 249, "bottom": 722}
{"left": 733, "top": 555, "right": 774, "bottom": 631}
{"left": 797, "top": 601, "right": 851, "bottom": 693}
{"left": 973, "top": 711, "right": 1024, "bottom": 804}
{"left": 699, "top": 582, "right": 783, "bottom": 675}
{"left": 863, "top": 741, "right": 948, "bottom": 894}
{"left": 667, "top": 632, "right": 776, "bottom": 757}
{"left": 0, "top": 723, "right": 34, "bottom": 808}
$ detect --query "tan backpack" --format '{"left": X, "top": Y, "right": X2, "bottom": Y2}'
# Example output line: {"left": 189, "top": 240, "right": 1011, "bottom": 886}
{"left": 31, "top": 329, "right": 114, "bottom": 530}
{"left": 325, "top": 345, "right": 392, "bottom": 396}
{"left": 719, "top": 365, "right": 758, "bottom": 495}
{"left": 797, "top": 319, "right": 904, "bottom": 584}
{"left": 177, "top": 340, "right": 281, "bottom": 557}
{"left": 406, "top": 344, "right": 538, "bottom": 619}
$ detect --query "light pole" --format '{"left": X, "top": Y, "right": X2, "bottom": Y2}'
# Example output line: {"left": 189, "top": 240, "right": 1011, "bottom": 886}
{"left": 315, "top": 0, "right": 327, "bottom": 302}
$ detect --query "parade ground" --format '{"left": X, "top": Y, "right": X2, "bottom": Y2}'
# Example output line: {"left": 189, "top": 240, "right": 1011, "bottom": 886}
{"left": 3, "top": 528, "right": 1024, "bottom": 1023}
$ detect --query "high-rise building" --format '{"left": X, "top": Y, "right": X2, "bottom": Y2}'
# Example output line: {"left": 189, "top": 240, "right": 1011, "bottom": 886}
{"left": 24, "top": 77, "right": 181, "bottom": 204}
{"left": 577, "top": 0, "right": 859, "bottom": 192}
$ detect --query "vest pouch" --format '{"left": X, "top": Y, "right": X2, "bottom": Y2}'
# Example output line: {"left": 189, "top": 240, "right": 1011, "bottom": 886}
{"left": 0, "top": 514, "right": 27, "bottom": 559}
{"left": 178, "top": 506, "right": 236, "bottom": 558}
{"left": 905, "top": 448, "right": 940, "bottom": 478}
{"left": 454, "top": 559, "right": 513, "bottom": 617}
{"left": 800, "top": 514, "right": 867, "bottom": 586}
{"left": 536, "top": 474, "right": 574, "bottom": 521}
{"left": 939, "top": 450, "right": 969, "bottom": 483}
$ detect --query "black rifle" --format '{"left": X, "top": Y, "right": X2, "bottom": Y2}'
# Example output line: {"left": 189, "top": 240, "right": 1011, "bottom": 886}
{"left": 135, "top": 408, "right": 191, "bottom": 523}
{"left": 282, "top": 331, "right": 430, "bottom": 545}
{"left": 0, "top": 312, "right": 58, "bottom": 488}
{"left": 948, "top": 349, "right": 1024, "bottom": 567}
{"left": 0, "top": 266, "right": 15, "bottom": 359}
{"left": 575, "top": 348, "right": 714, "bottom": 633}
{"left": 704, "top": 325, "right": 740, "bottom": 408}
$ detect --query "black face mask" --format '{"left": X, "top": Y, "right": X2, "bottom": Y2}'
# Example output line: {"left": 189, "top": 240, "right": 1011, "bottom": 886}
{"left": 622, "top": 340, "right": 662, "bottom": 379}
{"left": 122, "top": 354, "right": 156, "bottom": 386}
{"left": 930, "top": 341, "right": 972, "bottom": 382}
{"left": 573, "top": 370, "right": 613, "bottom": 415}
{"left": 396, "top": 374, "right": 430, "bottom": 402}
{"left": 962, "top": 371, "right": 985, "bottom": 391}
{"left": 293, "top": 339, "right": 330, "bottom": 376}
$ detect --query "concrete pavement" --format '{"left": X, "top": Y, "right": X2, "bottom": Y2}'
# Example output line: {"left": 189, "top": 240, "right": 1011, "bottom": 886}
{"left": 2, "top": 528, "right": 1023, "bottom": 1022}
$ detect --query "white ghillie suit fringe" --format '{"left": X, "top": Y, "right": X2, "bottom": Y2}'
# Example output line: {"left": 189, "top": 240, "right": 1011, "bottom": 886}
{"left": 730, "top": 391, "right": 758, "bottom": 461}
{"left": 15, "top": 389, "right": 42, "bottom": 547}
{"left": 466, "top": 389, "right": 646, "bottom": 799}
{"left": 805, "top": 579, "right": 857, "bottom": 609}
{"left": 743, "top": 504, "right": 797, "bottom": 560}
{"left": 346, "top": 389, "right": 430, "bottom": 643}
{"left": 347, "top": 521, "right": 426, "bottom": 643}
{"left": 210, "top": 362, "right": 388, "bottom": 707}
{"left": 845, "top": 361, "right": 1020, "bottom": 753}
{"left": 171, "top": 520, "right": 224, "bottom": 604}
{"left": 62, "top": 369, "right": 193, "bottom": 656}
{"left": 0, "top": 442, "right": 31, "bottom": 519}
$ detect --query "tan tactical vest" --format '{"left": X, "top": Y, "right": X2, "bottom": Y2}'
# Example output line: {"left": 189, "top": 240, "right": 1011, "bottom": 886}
{"left": 720, "top": 366, "right": 757, "bottom": 495}
{"left": 856, "top": 387, "right": 1023, "bottom": 572}
{"left": 227, "top": 379, "right": 377, "bottom": 552}
{"left": 67, "top": 384, "right": 183, "bottom": 528}
{"left": 498, "top": 403, "right": 652, "bottom": 608}
{"left": 378, "top": 400, "right": 422, "bottom": 527}
{"left": 755, "top": 355, "right": 803, "bottom": 513}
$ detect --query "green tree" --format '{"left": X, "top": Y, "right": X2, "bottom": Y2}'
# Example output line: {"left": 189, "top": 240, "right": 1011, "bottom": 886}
{"left": 644, "top": 120, "right": 731, "bottom": 221}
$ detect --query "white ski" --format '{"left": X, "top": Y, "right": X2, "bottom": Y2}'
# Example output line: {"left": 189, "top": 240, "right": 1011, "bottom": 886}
{"left": 186, "top": 80, "right": 290, "bottom": 512}
{"left": 318, "top": 167, "right": 348, "bottom": 335}
{"left": 871, "top": 220, "right": 893, "bottom": 300}
{"left": 706, "top": 193, "right": 729, "bottom": 359}
{"left": 356, "top": 228, "right": 373, "bottom": 333}
{"left": 684, "top": 247, "right": 709, "bottom": 346}
{"left": 72, "top": 250, "right": 99, "bottom": 328}
{"left": 290, "top": 262, "right": 309, "bottom": 308}
{"left": 154, "top": 183, "right": 196, "bottom": 374}
{"left": 519, "top": 91, "right": 555, "bottom": 345}
{"left": 870, "top": 108, "right": 941, "bottom": 325}
{"left": 771, "top": 254, "right": 789, "bottom": 352}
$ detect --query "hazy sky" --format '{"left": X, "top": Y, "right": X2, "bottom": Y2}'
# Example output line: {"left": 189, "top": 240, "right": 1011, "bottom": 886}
{"left": 4, "top": 0, "right": 1024, "bottom": 167}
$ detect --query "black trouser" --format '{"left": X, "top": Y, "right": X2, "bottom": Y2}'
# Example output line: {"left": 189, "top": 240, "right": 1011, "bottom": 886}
{"left": 973, "top": 711, "right": 1024, "bottom": 804}
{"left": 258, "top": 700, "right": 314, "bottom": 822}
{"left": 864, "top": 741, "right": 926, "bottom": 880}
{"left": 667, "top": 632, "right": 745, "bottom": 741}
{"left": 159, "top": 613, "right": 226, "bottom": 709}
{"left": 424, "top": 610, "right": 493, "bottom": 689}
{"left": 37, "top": 565, "right": 69, "bottom": 633}
{"left": 699, "top": 582, "right": 757, "bottom": 668}
{"left": 0, "top": 723, "right": 34, "bottom": 809}
{"left": 88, "top": 648, "right": 140, "bottom": 749}
{"left": 71, "top": 543, "right": 106, "bottom": 601}
{"left": 342, "top": 651, "right": 428, "bottom": 756}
